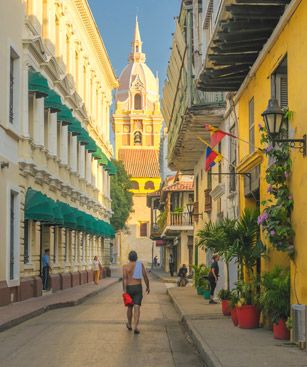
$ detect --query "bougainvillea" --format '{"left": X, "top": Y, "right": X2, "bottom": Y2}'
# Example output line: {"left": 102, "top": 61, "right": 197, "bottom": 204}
{"left": 258, "top": 123, "right": 295, "bottom": 257}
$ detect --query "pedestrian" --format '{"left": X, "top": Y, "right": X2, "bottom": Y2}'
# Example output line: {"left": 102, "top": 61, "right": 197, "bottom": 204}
{"left": 42, "top": 249, "right": 51, "bottom": 290}
{"left": 93, "top": 256, "right": 102, "bottom": 285}
{"left": 123, "top": 250, "right": 150, "bottom": 334}
{"left": 169, "top": 254, "right": 174, "bottom": 276}
{"left": 153, "top": 255, "right": 158, "bottom": 267}
{"left": 208, "top": 254, "right": 220, "bottom": 304}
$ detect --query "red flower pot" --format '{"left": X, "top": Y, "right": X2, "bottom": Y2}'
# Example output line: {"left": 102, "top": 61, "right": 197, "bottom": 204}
{"left": 237, "top": 305, "right": 260, "bottom": 329}
{"left": 273, "top": 319, "right": 290, "bottom": 340}
{"left": 221, "top": 300, "right": 231, "bottom": 316}
{"left": 231, "top": 307, "right": 238, "bottom": 326}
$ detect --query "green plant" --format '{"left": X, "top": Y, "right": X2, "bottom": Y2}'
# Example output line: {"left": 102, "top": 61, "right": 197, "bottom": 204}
{"left": 259, "top": 121, "right": 295, "bottom": 257}
{"left": 259, "top": 266, "right": 290, "bottom": 323}
{"left": 192, "top": 264, "right": 209, "bottom": 288}
{"left": 218, "top": 289, "right": 231, "bottom": 300}
{"left": 200, "top": 278, "right": 210, "bottom": 291}
{"left": 157, "top": 211, "right": 167, "bottom": 231}
{"left": 173, "top": 207, "right": 183, "bottom": 213}
{"left": 230, "top": 288, "right": 240, "bottom": 309}
{"left": 235, "top": 280, "right": 260, "bottom": 307}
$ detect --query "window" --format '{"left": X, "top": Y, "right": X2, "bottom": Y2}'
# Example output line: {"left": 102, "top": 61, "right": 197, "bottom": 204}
{"left": 140, "top": 223, "right": 148, "bottom": 237}
{"left": 144, "top": 181, "right": 155, "bottom": 190}
{"left": 271, "top": 56, "right": 288, "bottom": 108}
{"left": 207, "top": 171, "right": 212, "bottom": 190}
{"left": 131, "top": 181, "right": 139, "bottom": 190}
{"left": 249, "top": 97, "right": 255, "bottom": 154}
{"left": 9, "top": 47, "right": 19, "bottom": 124}
{"left": 10, "top": 190, "right": 19, "bottom": 280}
{"left": 24, "top": 220, "right": 29, "bottom": 264}
{"left": 44, "top": 110, "right": 49, "bottom": 148}
{"left": 134, "top": 131, "right": 142, "bottom": 146}
{"left": 134, "top": 94, "right": 142, "bottom": 110}
{"left": 229, "top": 125, "right": 237, "bottom": 192}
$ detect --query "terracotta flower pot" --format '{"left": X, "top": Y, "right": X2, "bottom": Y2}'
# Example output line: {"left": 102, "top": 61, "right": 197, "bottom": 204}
{"left": 231, "top": 307, "right": 238, "bottom": 326}
{"left": 221, "top": 300, "right": 231, "bottom": 316}
{"left": 237, "top": 305, "right": 260, "bottom": 329}
{"left": 273, "top": 319, "right": 290, "bottom": 340}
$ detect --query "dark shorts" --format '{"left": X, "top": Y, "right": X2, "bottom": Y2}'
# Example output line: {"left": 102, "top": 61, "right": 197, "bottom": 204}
{"left": 126, "top": 284, "right": 143, "bottom": 306}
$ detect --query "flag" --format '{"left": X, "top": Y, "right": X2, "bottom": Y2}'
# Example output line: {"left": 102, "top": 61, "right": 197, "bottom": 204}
{"left": 204, "top": 124, "right": 237, "bottom": 148}
{"left": 205, "top": 146, "right": 223, "bottom": 171}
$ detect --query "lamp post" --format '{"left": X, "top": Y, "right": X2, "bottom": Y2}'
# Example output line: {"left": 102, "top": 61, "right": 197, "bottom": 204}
{"left": 262, "top": 98, "right": 306, "bottom": 156}
{"left": 186, "top": 202, "right": 194, "bottom": 225}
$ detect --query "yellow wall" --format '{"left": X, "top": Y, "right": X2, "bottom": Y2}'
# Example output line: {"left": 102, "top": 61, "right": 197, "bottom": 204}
{"left": 236, "top": 0, "right": 307, "bottom": 303}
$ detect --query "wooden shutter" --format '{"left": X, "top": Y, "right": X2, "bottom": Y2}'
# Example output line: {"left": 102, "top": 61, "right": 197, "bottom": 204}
{"left": 140, "top": 223, "right": 148, "bottom": 237}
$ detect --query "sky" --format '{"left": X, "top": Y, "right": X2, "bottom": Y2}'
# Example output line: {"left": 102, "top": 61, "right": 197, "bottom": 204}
{"left": 87, "top": 0, "right": 181, "bottom": 92}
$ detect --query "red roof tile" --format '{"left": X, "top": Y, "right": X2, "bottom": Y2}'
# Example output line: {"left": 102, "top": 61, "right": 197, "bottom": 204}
{"left": 118, "top": 149, "right": 160, "bottom": 178}
{"left": 163, "top": 181, "right": 194, "bottom": 192}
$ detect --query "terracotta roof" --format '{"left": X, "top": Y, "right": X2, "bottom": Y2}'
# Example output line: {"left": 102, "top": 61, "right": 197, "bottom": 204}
{"left": 118, "top": 149, "right": 160, "bottom": 178}
{"left": 163, "top": 181, "right": 194, "bottom": 192}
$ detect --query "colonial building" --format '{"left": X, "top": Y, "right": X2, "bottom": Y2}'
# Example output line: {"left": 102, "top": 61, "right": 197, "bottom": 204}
{"left": 113, "top": 18, "right": 163, "bottom": 264}
{"left": 0, "top": 0, "right": 117, "bottom": 305}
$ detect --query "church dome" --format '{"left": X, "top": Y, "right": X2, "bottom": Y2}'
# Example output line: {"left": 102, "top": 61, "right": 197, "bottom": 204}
{"left": 115, "top": 18, "right": 159, "bottom": 107}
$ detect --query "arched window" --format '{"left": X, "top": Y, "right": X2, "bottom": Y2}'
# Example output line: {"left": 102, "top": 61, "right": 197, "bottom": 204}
{"left": 134, "top": 94, "right": 142, "bottom": 110}
{"left": 131, "top": 181, "right": 139, "bottom": 190}
{"left": 134, "top": 131, "right": 142, "bottom": 146}
{"left": 144, "top": 181, "right": 155, "bottom": 190}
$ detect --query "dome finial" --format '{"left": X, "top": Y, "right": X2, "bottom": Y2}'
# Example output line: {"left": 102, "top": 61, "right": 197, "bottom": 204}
{"left": 129, "top": 16, "right": 145, "bottom": 63}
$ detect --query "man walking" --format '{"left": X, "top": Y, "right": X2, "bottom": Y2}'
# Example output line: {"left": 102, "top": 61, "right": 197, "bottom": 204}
{"left": 123, "top": 251, "right": 150, "bottom": 334}
{"left": 169, "top": 254, "right": 174, "bottom": 277}
{"left": 42, "top": 249, "right": 51, "bottom": 290}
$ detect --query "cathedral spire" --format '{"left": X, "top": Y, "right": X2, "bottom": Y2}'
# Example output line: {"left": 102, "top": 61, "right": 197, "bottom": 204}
{"left": 129, "top": 16, "right": 146, "bottom": 63}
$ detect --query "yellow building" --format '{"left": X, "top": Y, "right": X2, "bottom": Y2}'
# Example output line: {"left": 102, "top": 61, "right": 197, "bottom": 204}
{"left": 0, "top": 0, "right": 117, "bottom": 305}
{"left": 113, "top": 18, "right": 162, "bottom": 264}
{"left": 197, "top": 0, "right": 307, "bottom": 319}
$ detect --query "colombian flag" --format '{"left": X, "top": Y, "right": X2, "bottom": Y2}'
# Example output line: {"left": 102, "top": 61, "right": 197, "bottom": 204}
{"left": 204, "top": 124, "right": 237, "bottom": 148}
{"left": 205, "top": 146, "right": 223, "bottom": 171}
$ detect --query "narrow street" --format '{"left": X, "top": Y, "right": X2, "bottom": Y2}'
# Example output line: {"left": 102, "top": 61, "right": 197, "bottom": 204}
{"left": 0, "top": 277, "right": 204, "bottom": 367}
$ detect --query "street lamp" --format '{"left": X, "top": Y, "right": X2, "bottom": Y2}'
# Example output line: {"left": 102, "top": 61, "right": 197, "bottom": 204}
{"left": 186, "top": 202, "right": 194, "bottom": 225}
{"left": 262, "top": 98, "right": 306, "bottom": 156}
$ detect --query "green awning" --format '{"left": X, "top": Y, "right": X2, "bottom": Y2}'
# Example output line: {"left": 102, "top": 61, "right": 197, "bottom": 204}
{"left": 57, "top": 202, "right": 77, "bottom": 229}
{"left": 24, "top": 189, "right": 63, "bottom": 226}
{"left": 44, "top": 90, "right": 62, "bottom": 113}
{"left": 92, "top": 147, "right": 103, "bottom": 160}
{"left": 25, "top": 189, "right": 55, "bottom": 222}
{"left": 85, "top": 136, "right": 97, "bottom": 153}
{"left": 68, "top": 118, "right": 82, "bottom": 136}
{"left": 28, "top": 70, "right": 49, "bottom": 98}
{"left": 75, "top": 209, "right": 86, "bottom": 231}
{"left": 57, "top": 105, "right": 73, "bottom": 126}
{"left": 77, "top": 128, "right": 89, "bottom": 145}
{"left": 104, "top": 221, "right": 115, "bottom": 238}
{"left": 84, "top": 213, "right": 95, "bottom": 234}
{"left": 106, "top": 160, "right": 117, "bottom": 175}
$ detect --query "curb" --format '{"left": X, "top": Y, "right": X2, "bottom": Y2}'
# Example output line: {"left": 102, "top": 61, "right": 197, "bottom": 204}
{"left": 167, "top": 288, "right": 223, "bottom": 367}
{"left": 150, "top": 270, "right": 177, "bottom": 283}
{"left": 0, "top": 278, "right": 120, "bottom": 332}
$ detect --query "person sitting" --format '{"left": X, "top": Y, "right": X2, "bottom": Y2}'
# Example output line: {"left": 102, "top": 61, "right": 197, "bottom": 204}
{"left": 177, "top": 264, "right": 188, "bottom": 286}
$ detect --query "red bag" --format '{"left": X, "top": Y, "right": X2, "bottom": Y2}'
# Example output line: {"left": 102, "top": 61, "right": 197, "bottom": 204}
{"left": 123, "top": 292, "right": 134, "bottom": 306}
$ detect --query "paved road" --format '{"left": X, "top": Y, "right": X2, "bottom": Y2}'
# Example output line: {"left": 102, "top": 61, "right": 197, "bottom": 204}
{"left": 0, "top": 277, "right": 204, "bottom": 367}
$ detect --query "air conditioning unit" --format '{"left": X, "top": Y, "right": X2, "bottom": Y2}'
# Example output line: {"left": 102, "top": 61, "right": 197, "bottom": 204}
{"left": 291, "top": 304, "right": 307, "bottom": 347}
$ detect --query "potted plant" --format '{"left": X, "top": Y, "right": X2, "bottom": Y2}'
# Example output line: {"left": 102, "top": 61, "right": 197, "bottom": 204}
{"left": 230, "top": 288, "right": 240, "bottom": 326}
{"left": 201, "top": 278, "right": 211, "bottom": 300}
{"left": 260, "top": 266, "right": 290, "bottom": 340}
{"left": 192, "top": 264, "right": 207, "bottom": 295}
{"left": 218, "top": 289, "right": 232, "bottom": 316}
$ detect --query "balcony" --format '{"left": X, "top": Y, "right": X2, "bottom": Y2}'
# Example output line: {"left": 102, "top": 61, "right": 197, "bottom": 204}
{"left": 150, "top": 223, "right": 162, "bottom": 240}
{"left": 161, "top": 212, "right": 193, "bottom": 238}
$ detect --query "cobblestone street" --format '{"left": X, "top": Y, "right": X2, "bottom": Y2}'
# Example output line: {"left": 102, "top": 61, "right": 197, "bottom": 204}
{"left": 0, "top": 277, "right": 203, "bottom": 367}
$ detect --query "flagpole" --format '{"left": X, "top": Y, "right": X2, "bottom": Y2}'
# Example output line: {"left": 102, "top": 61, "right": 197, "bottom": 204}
{"left": 197, "top": 137, "right": 237, "bottom": 170}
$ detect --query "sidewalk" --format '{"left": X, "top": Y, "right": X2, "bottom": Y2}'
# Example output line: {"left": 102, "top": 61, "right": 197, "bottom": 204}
{"left": 0, "top": 271, "right": 120, "bottom": 332}
{"left": 168, "top": 286, "right": 307, "bottom": 367}
{"left": 150, "top": 267, "right": 178, "bottom": 283}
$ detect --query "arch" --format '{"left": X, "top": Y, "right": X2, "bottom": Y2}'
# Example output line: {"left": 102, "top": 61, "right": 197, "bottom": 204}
{"left": 134, "top": 131, "right": 142, "bottom": 146}
{"left": 144, "top": 181, "right": 155, "bottom": 190}
{"left": 131, "top": 181, "right": 139, "bottom": 190}
{"left": 134, "top": 93, "right": 142, "bottom": 110}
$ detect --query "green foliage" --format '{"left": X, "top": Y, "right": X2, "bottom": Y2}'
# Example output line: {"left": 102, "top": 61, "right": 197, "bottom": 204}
{"left": 259, "top": 266, "right": 290, "bottom": 323}
{"left": 235, "top": 279, "right": 260, "bottom": 307}
{"left": 218, "top": 288, "right": 231, "bottom": 300}
{"left": 173, "top": 207, "right": 183, "bottom": 213}
{"left": 230, "top": 288, "right": 240, "bottom": 308}
{"left": 110, "top": 160, "right": 133, "bottom": 231}
{"left": 157, "top": 211, "right": 167, "bottom": 231}
{"left": 259, "top": 122, "right": 295, "bottom": 256}
{"left": 192, "top": 264, "right": 209, "bottom": 288}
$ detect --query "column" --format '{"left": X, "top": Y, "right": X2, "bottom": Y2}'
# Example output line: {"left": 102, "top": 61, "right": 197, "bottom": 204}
{"left": 61, "top": 125, "right": 68, "bottom": 165}
{"left": 103, "top": 238, "right": 111, "bottom": 266}
{"left": 97, "top": 165, "right": 102, "bottom": 195}
{"left": 70, "top": 135, "right": 77, "bottom": 172}
{"left": 48, "top": 111, "right": 57, "bottom": 156}
{"left": 22, "top": 64, "right": 29, "bottom": 137}
{"left": 32, "top": 97, "right": 44, "bottom": 146}
{"left": 79, "top": 145, "right": 85, "bottom": 178}
{"left": 86, "top": 152, "right": 91, "bottom": 184}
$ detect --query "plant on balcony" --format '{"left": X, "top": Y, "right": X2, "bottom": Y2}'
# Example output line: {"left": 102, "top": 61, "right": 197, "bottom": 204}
{"left": 157, "top": 211, "right": 167, "bottom": 231}
{"left": 259, "top": 121, "right": 295, "bottom": 257}
{"left": 259, "top": 266, "right": 290, "bottom": 339}
{"left": 173, "top": 207, "right": 183, "bottom": 213}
